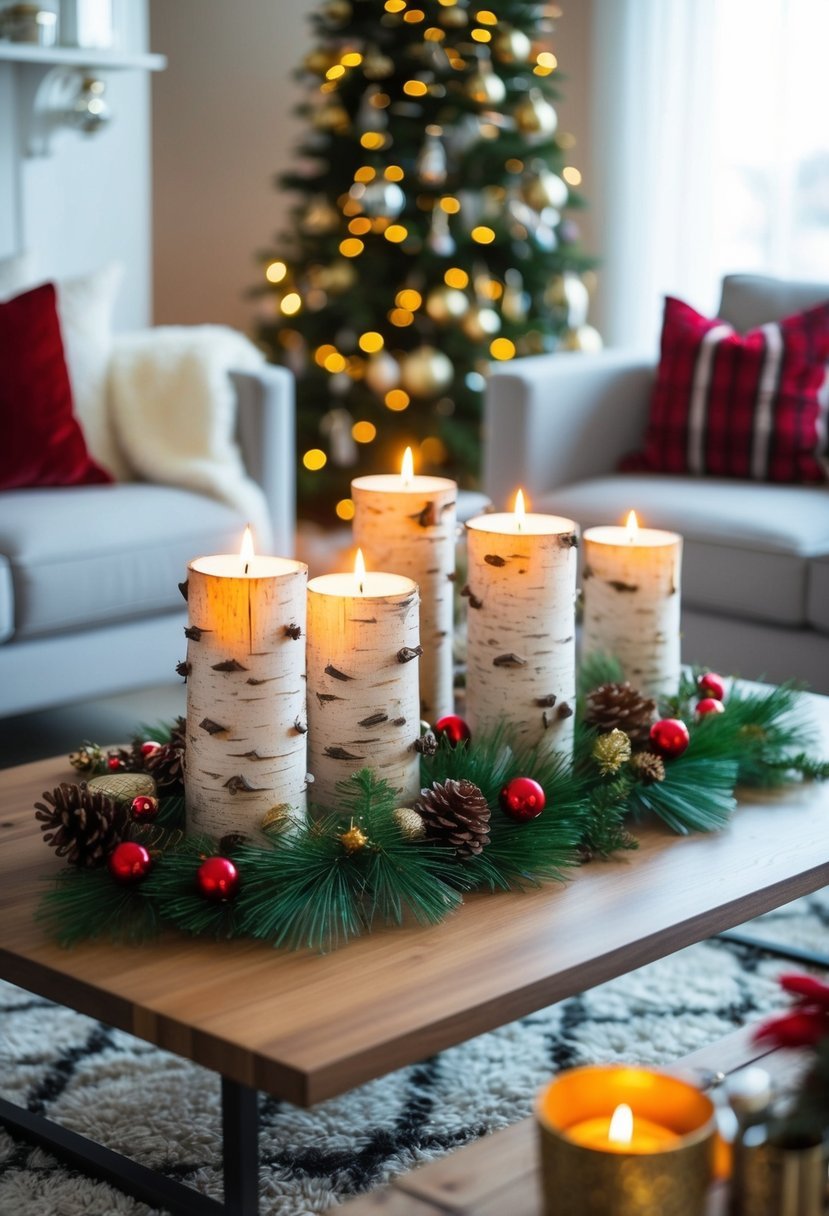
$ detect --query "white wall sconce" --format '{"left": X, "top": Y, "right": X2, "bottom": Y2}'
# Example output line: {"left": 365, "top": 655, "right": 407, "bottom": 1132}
{"left": 28, "top": 65, "right": 110, "bottom": 154}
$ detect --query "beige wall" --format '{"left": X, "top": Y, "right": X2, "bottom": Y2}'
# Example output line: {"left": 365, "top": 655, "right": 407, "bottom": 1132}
{"left": 150, "top": 0, "right": 595, "bottom": 331}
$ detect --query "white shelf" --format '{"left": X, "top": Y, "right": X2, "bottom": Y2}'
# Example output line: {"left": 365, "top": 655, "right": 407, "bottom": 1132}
{"left": 0, "top": 44, "right": 165, "bottom": 70}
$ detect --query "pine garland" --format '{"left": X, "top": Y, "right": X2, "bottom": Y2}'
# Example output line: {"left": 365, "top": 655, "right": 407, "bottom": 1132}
{"left": 35, "top": 669, "right": 829, "bottom": 952}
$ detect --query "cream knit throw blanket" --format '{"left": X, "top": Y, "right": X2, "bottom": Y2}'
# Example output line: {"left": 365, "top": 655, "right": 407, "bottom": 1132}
{"left": 109, "top": 326, "right": 273, "bottom": 548}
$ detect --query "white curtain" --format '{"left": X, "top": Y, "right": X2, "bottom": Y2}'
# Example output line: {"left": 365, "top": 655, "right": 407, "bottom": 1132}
{"left": 589, "top": 0, "right": 829, "bottom": 351}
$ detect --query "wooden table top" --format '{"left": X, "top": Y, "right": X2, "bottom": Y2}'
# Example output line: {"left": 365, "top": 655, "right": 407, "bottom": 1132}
{"left": 1, "top": 695, "right": 828, "bottom": 1107}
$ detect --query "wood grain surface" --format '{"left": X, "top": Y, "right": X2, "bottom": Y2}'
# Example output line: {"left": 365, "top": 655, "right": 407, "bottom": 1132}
{"left": 1, "top": 692, "right": 828, "bottom": 1107}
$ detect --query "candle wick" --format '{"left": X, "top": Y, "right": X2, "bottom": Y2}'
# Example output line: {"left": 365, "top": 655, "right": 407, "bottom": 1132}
{"left": 244, "top": 562, "right": 249, "bottom": 574}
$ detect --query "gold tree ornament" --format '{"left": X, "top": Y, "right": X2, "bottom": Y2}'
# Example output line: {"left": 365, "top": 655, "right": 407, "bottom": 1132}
{"left": 514, "top": 88, "right": 558, "bottom": 138}
{"left": 466, "top": 57, "right": 507, "bottom": 106}
{"left": 301, "top": 198, "right": 340, "bottom": 235}
{"left": 493, "top": 28, "right": 532, "bottom": 64}
{"left": 261, "top": 804, "right": 292, "bottom": 833}
{"left": 592, "top": 729, "right": 632, "bottom": 776}
{"left": 521, "top": 166, "right": 568, "bottom": 211}
{"left": 560, "top": 324, "right": 603, "bottom": 353}
{"left": 416, "top": 130, "right": 448, "bottom": 185}
{"left": 340, "top": 824, "right": 369, "bottom": 853}
{"left": 461, "top": 304, "right": 500, "bottom": 340}
{"left": 425, "top": 285, "right": 469, "bottom": 323}
{"left": 393, "top": 807, "right": 427, "bottom": 840}
{"left": 400, "top": 346, "right": 454, "bottom": 396}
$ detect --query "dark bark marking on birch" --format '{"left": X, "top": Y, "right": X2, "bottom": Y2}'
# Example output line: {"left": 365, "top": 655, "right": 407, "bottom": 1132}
{"left": 228, "top": 749, "right": 277, "bottom": 760}
{"left": 293, "top": 718, "right": 308, "bottom": 734}
{"left": 493, "top": 652, "right": 527, "bottom": 668}
{"left": 246, "top": 677, "right": 272, "bottom": 686}
{"left": 393, "top": 716, "right": 406, "bottom": 726}
{"left": 212, "top": 659, "right": 248, "bottom": 672}
{"left": 446, "top": 571, "right": 457, "bottom": 582}
{"left": 358, "top": 712, "right": 389, "bottom": 728}
{"left": 178, "top": 580, "right": 189, "bottom": 602}
{"left": 557, "top": 701, "right": 574, "bottom": 720}
{"left": 199, "top": 718, "right": 227, "bottom": 735}
{"left": 461, "top": 584, "right": 483, "bottom": 609}
{"left": 176, "top": 660, "right": 191, "bottom": 680}
{"left": 397, "top": 645, "right": 423, "bottom": 664}
{"left": 352, "top": 618, "right": 378, "bottom": 624}
{"left": 558, "top": 533, "right": 578, "bottom": 549}
{"left": 184, "top": 625, "right": 209, "bottom": 641}
{"left": 284, "top": 623, "right": 303, "bottom": 639}
{"left": 317, "top": 692, "right": 344, "bottom": 705}
{"left": 224, "top": 775, "right": 266, "bottom": 793}
{"left": 325, "top": 746, "right": 364, "bottom": 761}
{"left": 484, "top": 554, "right": 507, "bottom": 567}
{"left": 204, "top": 771, "right": 222, "bottom": 779}
{"left": 535, "top": 694, "right": 558, "bottom": 707}
{"left": 608, "top": 580, "right": 639, "bottom": 593}
{"left": 325, "top": 664, "right": 353, "bottom": 681}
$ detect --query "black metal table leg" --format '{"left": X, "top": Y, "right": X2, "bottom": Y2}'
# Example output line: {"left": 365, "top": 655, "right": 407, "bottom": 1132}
{"left": 717, "top": 929, "right": 829, "bottom": 969}
{"left": 222, "top": 1076, "right": 259, "bottom": 1215}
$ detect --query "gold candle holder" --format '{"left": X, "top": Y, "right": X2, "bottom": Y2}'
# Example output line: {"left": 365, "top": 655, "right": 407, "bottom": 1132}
{"left": 535, "top": 1065, "right": 717, "bottom": 1216}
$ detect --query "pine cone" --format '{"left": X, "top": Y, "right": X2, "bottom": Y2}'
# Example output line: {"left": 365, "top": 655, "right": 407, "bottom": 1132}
{"left": 584, "top": 681, "right": 657, "bottom": 746}
{"left": 413, "top": 778, "right": 491, "bottom": 858}
{"left": 34, "top": 782, "right": 128, "bottom": 868}
{"left": 145, "top": 740, "right": 185, "bottom": 792}
{"left": 630, "top": 751, "right": 666, "bottom": 784}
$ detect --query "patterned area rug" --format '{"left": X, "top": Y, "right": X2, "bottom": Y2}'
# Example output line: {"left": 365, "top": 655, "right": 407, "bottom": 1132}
{"left": 1, "top": 891, "right": 827, "bottom": 1216}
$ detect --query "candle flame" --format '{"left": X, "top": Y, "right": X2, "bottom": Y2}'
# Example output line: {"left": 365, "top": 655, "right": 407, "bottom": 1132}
{"left": 401, "top": 446, "right": 414, "bottom": 487}
{"left": 608, "top": 1103, "right": 634, "bottom": 1146}
{"left": 514, "top": 488, "right": 526, "bottom": 532}
{"left": 240, "top": 525, "right": 254, "bottom": 574}
{"left": 625, "top": 510, "right": 639, "bottom": 544}
{"left": 354, "top": 547, "right": 366, "bottom": 595}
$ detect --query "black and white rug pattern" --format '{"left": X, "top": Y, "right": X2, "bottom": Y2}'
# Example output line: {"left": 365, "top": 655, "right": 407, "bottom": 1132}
{"left": 1, "top": 891, "right": 827, "bottom": 1216}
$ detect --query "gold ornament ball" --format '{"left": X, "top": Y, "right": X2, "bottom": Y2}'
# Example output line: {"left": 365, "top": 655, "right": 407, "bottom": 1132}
{"left": 340, "top": 824, "right": 369, "bottom": 853}
{"left": 393, "top": 807, "right": 427, "bottom": 840}
{"left": 425, "top": 285, "right": 469, "bottom": 323}
{"left": 400, "top": 346, "right": 454, "bottom": 397}
{"left": 324, "top": 0, "right": 351, "bottom": 23}
{"left": 261, "top": 803, "right": 291, "bottom": 833}
{"left": 462, "top": 305, "right": 501, "bottom": 341}
{"left": 560, "top": 324, "right": 603, "bottom": 353}
{"left": 467, "top": 64, "right": 506, "bottom": 106}
{"left": 493, "top": 28, "right": 532, "bottom": 64}
{"left": 323, "top": 261, "right": 357, "bottom": 292}
{"left": 312, "top": 102, "right": 350, "bottom": 133}
{"left": 303, "top": 48, "right": 336, "bottom": 76}
{"left": 364, "top": 351, "right": 400, "bottom": 394}
{"left": 301, "top": 198, "right": 340, "bottom": 235}
{"left": 440, "top": 4, "right": 468, "bottom": 27}
{"left": 87, "top": 772, "right": 157, "bottom": 805}
{"left": 514, "top": 90, "right": 558, "bottom": 138}
{"left": 521, "top": 168, "right": 568, "bottom": 211}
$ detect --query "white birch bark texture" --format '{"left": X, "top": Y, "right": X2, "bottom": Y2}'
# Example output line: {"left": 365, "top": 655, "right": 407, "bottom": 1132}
{"left": 306, "top": 573, "right": 421, "bottom": 812}
{"left": 581, "top": 528, "right": 683, "bottom": 697}
{"left": 351, "top": 474, "right": 457, "bottom": 722}
{"left": 465, "top": 513, "right": 578, "bottom": 758}
{"left": 184, "top": 556, "right": 308, "bottom": 841}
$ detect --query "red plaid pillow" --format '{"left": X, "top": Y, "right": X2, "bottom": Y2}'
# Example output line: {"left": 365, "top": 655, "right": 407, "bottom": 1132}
{"left": 622, "top": 295, "right": 829, "bottom": 483}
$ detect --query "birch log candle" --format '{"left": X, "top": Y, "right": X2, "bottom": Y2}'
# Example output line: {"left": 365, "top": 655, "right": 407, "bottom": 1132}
{"left": 185, "top": 529, "right": 308, "bottom": 842}
{"left": 307, "top": 550, "right": 421, "bottom": 811}
{"left": 352, "top": 447, "right": 457, "bottom": 721}
{"left": 582, "top": 512, "right": 682, "bottom": 697}
{"left": 465, "top": 492, "right": 578, "bottom": 758}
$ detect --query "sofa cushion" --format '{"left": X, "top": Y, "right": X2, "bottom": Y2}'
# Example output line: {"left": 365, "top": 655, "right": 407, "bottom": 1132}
{"left": 0, "top": 484, "right": 248, "bottom": 641}
{"left": 623, "top": 296, "right": 829, "bottom": 485}
{"left": 807, "top": 555, "right": 829, "bottom": 635}
{"left": 537, "top": 475, "right": 829, "bottom": 628}
{"left": 719, "top": 275, "right": 829, "bottom": 333}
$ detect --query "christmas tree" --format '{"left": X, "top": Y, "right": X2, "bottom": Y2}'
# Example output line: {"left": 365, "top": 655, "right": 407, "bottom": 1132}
{"left": 256, "top": 0, "right": 597, "bottom": 522}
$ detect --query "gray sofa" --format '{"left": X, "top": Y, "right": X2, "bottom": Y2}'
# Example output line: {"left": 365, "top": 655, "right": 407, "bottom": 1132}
{"left": 484, "top": 275, "right": 829, "bottom": 693}
{"left": 0, "top": 364, "right": 295, "bottom": 717}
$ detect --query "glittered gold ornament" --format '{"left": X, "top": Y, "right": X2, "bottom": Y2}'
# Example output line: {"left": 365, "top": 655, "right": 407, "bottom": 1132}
{"left": 425, "top": 285, "right": 469, "bottom": 323}
{"left": 364, "top": 351, "right": 400, "bottom": 394}
{"left": 521, "top": 166, "right": 568, "bottom": 211}
{"left": 461, "top": 305, "right": 500, "bottom": 341}
{"left": 467, "top": 58, "right": 506, "bottom": 106}
{"left": 492, "top": 28, "right": 532, "bottom": 64}
{"left": 340, "top": 824, "right": 369, "bottom": 853}
{"left": 514, "top": 89, "right": 558, "bottom": 138}
{"left": 560, "top": 324, "right": 603, "bottom": 353}
{"left": 301, "top": 197, "right": 340, "bottom": 235}
{"left": 393, "top": 807, "right": 426, "bottom": 840}
{"left": 261, "top": 803, "right": 291, "bottom": 832}
{"left": 87, "top": 772, "right": 157, "bottom": 805}
{"left": 592, "top": 729, "right": 632, "bottom": 775}
{"left": 630, "top": 752, "right": 666, "bottom": 785}
{"left": 400, "top": 346, "right": 454, "bottom": 397}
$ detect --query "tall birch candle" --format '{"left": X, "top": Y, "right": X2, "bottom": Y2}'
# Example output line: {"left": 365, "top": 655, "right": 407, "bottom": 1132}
{"left": 582, "top": 512, "right": 682, "bottom": 697}
{"left": 307, "top": 550, "right": 421, "bottom": 811}
{"left": 465, "top": 493, "right": 578, "bottom": 757}
{"left": 352, "top": 448, "right": 457, "bottom": 722}
{"left": 185, "top": 529, "right": 308, "bottom": 841}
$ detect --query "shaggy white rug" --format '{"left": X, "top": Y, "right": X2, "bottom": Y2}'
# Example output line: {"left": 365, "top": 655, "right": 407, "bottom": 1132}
{"left": 1, "top": 891, "right": 827, "bottom": 1216}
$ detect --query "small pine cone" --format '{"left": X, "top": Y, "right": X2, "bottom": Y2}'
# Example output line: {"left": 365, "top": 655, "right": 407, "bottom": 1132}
{"left": 34, "top": 782, "right": 128, "bottom": 868}
{"left": 413, "top": 778, "right": 491, "bottom": 858}
{"left": 630, "top": 751, "right": 666, "bottom": 784}
{"left": 584, "top": 681, "right": 657, "bottom": 746}
{"left": 145, "top": 740, "right": 185, "bottom": 792}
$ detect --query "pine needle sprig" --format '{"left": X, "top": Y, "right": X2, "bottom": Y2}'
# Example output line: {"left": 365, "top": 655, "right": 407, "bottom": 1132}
{"left": 627, "top": 757, "right": 738, "bottom": 835}
{"left": 583, "top": 781, "right": 639, "bottom": 859}
{"left": 37, "top": 868, "right": 158, "bottom": 947}
{"left": 577, "top": 653, "right": 625, "bottom": 702}
{"left": 142, "top": 835, "right": 241, "bottom": 939}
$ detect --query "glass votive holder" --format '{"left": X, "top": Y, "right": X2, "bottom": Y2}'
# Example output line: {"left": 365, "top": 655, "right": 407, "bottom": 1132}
{"left": 535, "top": 1065, "right": 717, "bottom": 1216}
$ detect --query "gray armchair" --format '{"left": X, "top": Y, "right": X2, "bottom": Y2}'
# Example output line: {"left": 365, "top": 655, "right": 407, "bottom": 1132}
{"left": 484, "top": 275, "right": 829, "bottom": 692}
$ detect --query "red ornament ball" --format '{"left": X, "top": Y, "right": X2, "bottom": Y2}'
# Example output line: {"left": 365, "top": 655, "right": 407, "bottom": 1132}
{"left": 196, "top": 856, "right": 240, "bottom": 901}
{"left": 433, "top": 714, "right": 471, "bottom": 748}
{"left": 697, "top": 672, "right": 726, "bottom": 702}
{"left": 696, "top": 697, "right": 725, "bottom": 718}
{"left": 107, "top": 841, "right": 152, "bottom": 884}
{"left": 500, "top": 776, "right": 546, "bottom": 822}
{"left": 107, "top": 754, "right": 124, "bottom": 772}
{"left": 649, "top": 717, "right": 690, "bottom": 758}
{"left": 140, "top": 740, "right": 162, "bottom": 757}
{"left": 130, "top": 794, "right": 159, "bottom": 822}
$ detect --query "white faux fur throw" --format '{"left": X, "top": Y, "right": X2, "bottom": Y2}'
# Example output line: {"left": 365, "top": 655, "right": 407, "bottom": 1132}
{"left": 109, "top": 326, "right": 273, "bottom": 548}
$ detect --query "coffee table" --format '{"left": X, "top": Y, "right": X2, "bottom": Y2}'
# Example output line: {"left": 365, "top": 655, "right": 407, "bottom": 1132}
{"left": 2, "top": 691, "right": 829, "bottom": 1216}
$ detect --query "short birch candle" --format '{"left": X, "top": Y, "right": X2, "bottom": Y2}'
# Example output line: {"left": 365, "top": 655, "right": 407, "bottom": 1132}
{"left": 307, "top": 550, "right": 421, "bottom": 811}
{"left": 184, "top": 529, "right": 308, "bottom": 842}
{"left": 582, "top": 512, "right": 682, "bottom": 697}
{"left": 352, "top": 448, "right": 457, "bottom": 722}
{"left": 465, "top": 493, "right": 578, "bottom": 757}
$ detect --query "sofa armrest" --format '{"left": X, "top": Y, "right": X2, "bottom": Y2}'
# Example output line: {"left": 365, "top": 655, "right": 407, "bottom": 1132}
{"left": 232, "top": 364, "right": 296, "bottom": 557}
{"left": 483, "top": 351, "right": 656, "bottom": 509}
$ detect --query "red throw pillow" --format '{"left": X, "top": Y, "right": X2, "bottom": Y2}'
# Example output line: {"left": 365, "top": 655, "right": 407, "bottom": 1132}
{"left": 0, "top": 282, "right": 112, "bottom": 490}
{"left": 622, "top": 295, "right": 829, "bottom": 483}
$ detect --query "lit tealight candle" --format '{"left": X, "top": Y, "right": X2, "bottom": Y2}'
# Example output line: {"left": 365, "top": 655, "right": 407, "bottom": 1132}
{"left": 352, "top": 448, "right": 457, "bottom": 721}
{"left": 306, "top": 549, "right": 421, "bottom": 811}
{"left": 465, "top": 492, "right": 578, "bottom": 757}
{"left": 567, "top": 1102, "right": 679, "bottom": 1153}
{"left": 185, "top": 528, "right": 308, "bottom": 840}
{"left": 582, "top": 511, "right": 683, "bottom": 697}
